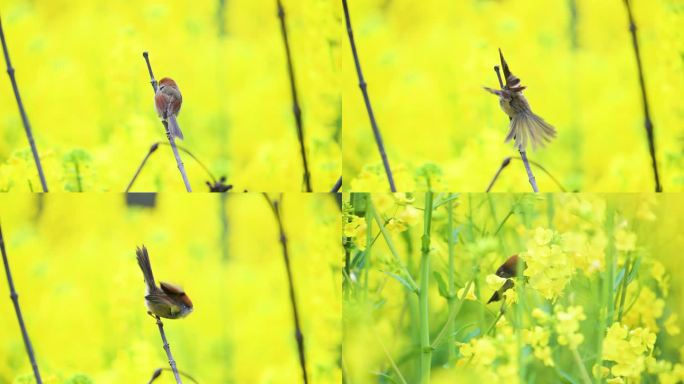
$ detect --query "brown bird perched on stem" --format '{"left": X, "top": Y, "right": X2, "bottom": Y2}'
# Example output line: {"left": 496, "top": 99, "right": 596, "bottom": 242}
{"left": 154, "top": 77, "right": 184, "bottom": 140}
{"left": 484, "top": 49, "right": 556, "bottom": 151}
{"left": 487, "top": 254, "right": 526, "bottom": 304}
{"left": 136, "top": 245, "right": 193, "bottom": 319}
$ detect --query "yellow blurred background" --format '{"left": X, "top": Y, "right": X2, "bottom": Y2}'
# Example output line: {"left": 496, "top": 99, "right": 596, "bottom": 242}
{"left": 0, "top": 193, "right": 341, "bottom": 383}
{"left": 0, "top": 0, "right": 340, "bottom": 192}
{"left": 343, "top": 0, "right": 683, "bottom": 192}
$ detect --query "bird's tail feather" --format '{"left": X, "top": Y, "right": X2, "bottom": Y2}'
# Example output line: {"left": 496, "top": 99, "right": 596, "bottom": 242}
{"left": 136, "top": 245, "right": 156, "bottom": 293}
{"left": 167, "top": 116, "right": 184, "bottom": 140}
{"left": 506, "top": 112, "right": 556, "bottom": 151}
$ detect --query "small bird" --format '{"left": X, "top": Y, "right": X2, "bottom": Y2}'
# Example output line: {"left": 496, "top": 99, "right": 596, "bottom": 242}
{"left": 484, "top": 49, "right": 556, "bottom": 151}
{"left": 136, "top": 245, "right": 193, "bottom": 319}
{"left": 487, "top": 254, "right": 525, "bottom": 304}
{"left": 154, "top": 77, "right": 184, "bottom": 140}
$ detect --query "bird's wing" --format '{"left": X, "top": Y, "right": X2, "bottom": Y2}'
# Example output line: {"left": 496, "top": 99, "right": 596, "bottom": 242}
{"left": 160, "top": 281, "right": 186, "bottom": 296}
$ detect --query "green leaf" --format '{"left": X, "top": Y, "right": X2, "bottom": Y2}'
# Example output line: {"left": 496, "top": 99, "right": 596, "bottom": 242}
{"left": 382, "top": 270, "right": 418, "bottom": 293}
{"left": 434, "top": 271, "right": 450, "bottom": 299}
{"left": 614, "top": 268, "right": 626, "bottom": 290}
{"left": 627, "top": 256, "right": 641, "bottom": 283}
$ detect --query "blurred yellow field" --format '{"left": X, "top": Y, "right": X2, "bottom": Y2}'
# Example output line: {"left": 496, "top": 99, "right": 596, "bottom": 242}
{"left": 342, "top": 0, "right": 683, "bottom": 192}
{"left": 0, "top": 0, "right": 340, "bottom": 192}
{"left": 0, "top": 193, "right": 341, "bottom": 383}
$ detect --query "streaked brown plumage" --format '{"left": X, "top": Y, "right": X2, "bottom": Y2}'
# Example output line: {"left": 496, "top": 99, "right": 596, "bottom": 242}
{"left": 487, "top": 254, "right": 525, "bottom": 304}
{"left": 136, "top": 245, "right": 193, "bottom": 319}
{"left": 484, "top": 49, "right": 556, "bottom": 151}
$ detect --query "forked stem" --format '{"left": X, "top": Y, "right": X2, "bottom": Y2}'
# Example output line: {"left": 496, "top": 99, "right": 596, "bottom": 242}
{"left": 142, "top": 52, "right": 192, "bottom": 192}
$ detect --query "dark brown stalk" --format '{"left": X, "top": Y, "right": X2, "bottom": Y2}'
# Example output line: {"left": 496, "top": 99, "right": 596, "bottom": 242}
{"left": 342, "top": 0, "right": 396, "bottom": 192}
{"left": 142, "top": 52, "right": 192, "bottom": 192}
{"left": 263, "top": 194, "right": 309, "bottom": 384}
{"left": 0, "top": 223, "right": 43, "bottom": 383}
{"left": 331, "top": 176, "right": 342, "bottom": 193}
{"left": 0, "top": 17, "right": 48, "bottom": 192}
{"left": 276, "top": 0, "right": 312, "bottom": 192}
{"left": 125, "top": 142, "right": 219, "bottom": 192}
{"left": 623, "top": 0, "right": 662, "bottom": 192}
{"left": 148, "top": 367, "right": 199, "bottom": 384}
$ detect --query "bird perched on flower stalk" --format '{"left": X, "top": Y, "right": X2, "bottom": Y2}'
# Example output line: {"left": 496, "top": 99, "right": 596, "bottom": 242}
{"left": 484, "top": 49, "right": 556, "bottom": 151}
{"left": 487, "top": 254, "right": 526, "bottom": 304}
{"left": 154, "top": 77, "right": 184, "bottom": 140}
{"left": 136, "top": 245, "right": 193, "bottom": 319}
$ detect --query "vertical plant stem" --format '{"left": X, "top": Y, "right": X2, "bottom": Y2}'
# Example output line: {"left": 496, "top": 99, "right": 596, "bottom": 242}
{"left": 595, "top": 204, "right": 616, "bottom": 381}
{"left": 342, "top": 0, "right": 396, "bottom": 192}
{"left": 571, "top": 347, "right": 593, "bottom": 384}
{"left": 154, "top": 316, "right": 183, "bottom": 384}
{"left": 0, "top": 224, "right": 43, "bottom": 384}
{"left": 0, "top": 17, "right": 49, "bottom": 192}
{"left": 419, "top": 192, "right": 434, "bottom": 384}
{"left": 216, "top": 0, "right": 228, "bottom": 37}
{"left": 446, "top": 196, "right": 456, "bottom": 363}
{"left": 616, "top": 254, "right": 632, "bottom": 322}
{"left": 519, "top": 150, "right": 539, "bottom": 192}
{"left": 277, "top": 0, "right": 312, "bottom": 192}
{"left": 166, "top": 117, "right": 193, "bottom": 192}
{"left": 142, "top": 52, "right": 192, "bottom": 192}
{"left": 263, "top": 194, "right": 309, "bottom": 384}
{"left": 623, "top": 0, "right": 662, "bottom": 192}
{"left": 219, "top": 193, "right": 230, "bottom": 261}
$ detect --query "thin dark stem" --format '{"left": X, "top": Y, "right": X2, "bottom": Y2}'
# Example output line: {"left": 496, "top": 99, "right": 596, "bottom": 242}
{"left": 0, "top": 16, "right": 48, "bottom": 192}
{"left": 155, "top": 316, "right": 183, "bottom": 384}
{"left": 330, "top": 176, "right": 342, "bottom": 193}
{"left": 277, "top": 0, "right": 312, "bottom": 192}
{"left": 148, "top": 367, "right": 199, "bottom": 384}
{"left": 262, "top": 194, "right": 309, "bottom": 384}
{"left": 342, "top": 0, "right": 396, "bottom": 192}
{"left": 623, "top": 0, "right": 662, "bottom": 192}
{"left": 142, "top": 52, "right": 192, "bottom": 192}
{"left": 486, "top": 156, "right": 567, "bottom": 192}
{"left": 486, "top": 157, "right": 511, "bottom": 192}
{"left": 126, "top": 143, "right": 160, "bottom": 192}
{"left": 126, "top": 141, "right": 218, "bottom": 192}
{"left": 0, "top": 224, "right": 43, "bottom": 383}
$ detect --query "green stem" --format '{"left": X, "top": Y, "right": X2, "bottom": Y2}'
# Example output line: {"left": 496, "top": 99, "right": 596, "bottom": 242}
{"left": 419, "top": 192, "right": 434, "bottom": 384}
{"left": 363, "top": 195, "right": 373, "bottom": 301}
{"left": 372, "top": 205, "right": 418, "bottom": 292}
{"left": 446, "top": 196, "right": 456, "bottom": 363}
{"left": 616, "top": 254, "right": 632, "bottom": 322}
{"left": 431, "top": 280, "right": 474, "bottom": 349}
{"left": 571, "top": 347, "right": 593, "bottom": 384}
{"left": 375, "top": 332, "right": 408, "bottom": 384}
